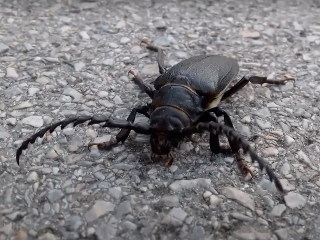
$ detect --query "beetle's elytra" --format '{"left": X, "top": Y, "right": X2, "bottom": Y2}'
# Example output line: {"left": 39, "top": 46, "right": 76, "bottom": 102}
{"left": 16, "top": 39, "right": 295, "bottom": 193}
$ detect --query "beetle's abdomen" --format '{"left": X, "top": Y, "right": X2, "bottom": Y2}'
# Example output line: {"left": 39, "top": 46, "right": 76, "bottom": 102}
{"left": 152, "top": 84, "right": 203, "bottom": 121}
{"left": 154, "top": 55, "right": 239, "bottom": 99}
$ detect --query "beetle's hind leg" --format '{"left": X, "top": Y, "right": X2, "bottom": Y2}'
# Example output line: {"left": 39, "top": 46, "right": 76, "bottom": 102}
{"left": 88, "top": 105, "right": 150, "bottom": 150}
{"left": 140, "top": 39, "right": 166, "bottom": 74}
{"left": 221, "top": 75, "right": 295, "bottom": 101}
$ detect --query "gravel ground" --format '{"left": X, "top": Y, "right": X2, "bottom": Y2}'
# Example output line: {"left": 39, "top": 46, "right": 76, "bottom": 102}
{"left": 1, "top": 0, "right": 320, "bottom": 239}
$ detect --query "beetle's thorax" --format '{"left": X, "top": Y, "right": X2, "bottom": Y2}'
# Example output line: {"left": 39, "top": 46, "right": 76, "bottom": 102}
{"left": 150, "top": 106, "right": 191, "bottom": 130}
{"left": 151, "top": 83, "right": 204, "bottom": 122}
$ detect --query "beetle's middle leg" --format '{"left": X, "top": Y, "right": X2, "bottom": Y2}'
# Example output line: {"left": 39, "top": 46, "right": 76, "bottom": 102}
{"left": 88, "top": 105, "right": 150, "bottom": 150}
{"left": 140, "top": 39, "right": 166, "bottom": 74}
{"left": 221, "top": 75, "right": 295, "bottom": 101}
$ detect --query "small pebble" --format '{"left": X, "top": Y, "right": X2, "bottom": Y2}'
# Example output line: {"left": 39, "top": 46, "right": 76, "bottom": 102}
{"left": 262, "top": 147, "right": 279, "bottom": 157}
{"left": 6, "top": 67, "right": 19, "bottom": 78}
{"left": 80, "top": 31, "right": 90, "bottom": 40}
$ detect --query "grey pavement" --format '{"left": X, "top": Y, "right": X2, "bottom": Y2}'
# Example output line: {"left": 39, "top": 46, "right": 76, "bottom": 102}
{"left": 1, "top": 0, "right": 320, "bottom": 239}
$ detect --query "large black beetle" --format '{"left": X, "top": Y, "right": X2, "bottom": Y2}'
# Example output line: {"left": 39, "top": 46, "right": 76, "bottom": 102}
{"left": 16, "top": 39, "right": 295, "bottom": 192}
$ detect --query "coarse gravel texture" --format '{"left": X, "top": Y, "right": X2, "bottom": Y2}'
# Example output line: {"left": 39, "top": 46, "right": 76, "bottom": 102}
{"left": 1, "top": 0, "right": 320, "bottom": 239}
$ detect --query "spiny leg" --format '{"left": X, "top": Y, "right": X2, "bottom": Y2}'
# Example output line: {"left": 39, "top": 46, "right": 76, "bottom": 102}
{"left": 178, "top": 122, "right": 284, "bottom": 192}
{"left": 128, "top": 70, "right": 154, "bottom": 99}
{"left": 88, "top": 105, "right": 150, "bottom": 150}
{"left": 221, "top": 75, "right": 295, "bottom": 101}
{"left": 140, "top": 39, "right": 166, "bottom": 74}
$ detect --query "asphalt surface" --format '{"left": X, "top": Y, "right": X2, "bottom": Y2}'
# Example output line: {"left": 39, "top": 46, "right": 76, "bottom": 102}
{"left": 1, "top": 0, "right": 320, "bottom": 239}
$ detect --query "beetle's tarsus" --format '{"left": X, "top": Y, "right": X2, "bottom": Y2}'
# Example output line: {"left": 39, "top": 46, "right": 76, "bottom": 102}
{"left": 140, "top": 39, "right": 158, "bottom": 52}
{"left": 88, "top": 138, "right": 119, "bottom": 151}
{"left": 247, "top": 75, "right": 295, "bottom": 85}
{"left": 235, "top": 152, "right": 254, "bottom": 178}
{"left": 167, "top": 152, "right": 174, "bottom": 167}
{"left": 257, "top": 76, "right": 295, "bottom": 85}
{"left": 128, "top": 69, "right": 135, "bottom": 77}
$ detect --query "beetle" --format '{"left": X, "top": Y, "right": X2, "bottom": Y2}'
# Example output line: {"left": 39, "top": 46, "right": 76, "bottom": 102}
{"left": 16, "top": 39, "right": 295, "bottom": 192}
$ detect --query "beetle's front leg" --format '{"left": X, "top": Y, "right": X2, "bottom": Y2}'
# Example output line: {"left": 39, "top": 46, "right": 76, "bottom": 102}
{"left": 197, "top": 107, "right": 253, "bottom": 177}
{"left": 140, "top": 39, "right": 166, "bottom": 74}
{"left": 128, "top": 70, "right": 154, "bottom": 99}
{"left": 88, "top": 106, "right": 151, "bottom": 150}
{"left": 221, "top": 75, "right": 295, "bottom": 101}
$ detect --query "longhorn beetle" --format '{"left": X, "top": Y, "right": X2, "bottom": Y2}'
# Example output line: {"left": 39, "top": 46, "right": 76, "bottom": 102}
{"left": 16, "top": 39, "right": 295, "bottom": 192}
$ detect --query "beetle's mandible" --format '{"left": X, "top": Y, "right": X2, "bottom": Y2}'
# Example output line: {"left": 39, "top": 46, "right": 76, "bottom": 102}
{"left": 16, "top": 39, "right": 295, "bottom": 193}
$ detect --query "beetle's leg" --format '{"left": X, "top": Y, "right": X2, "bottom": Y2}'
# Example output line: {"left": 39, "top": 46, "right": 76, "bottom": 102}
{"left": 177, "top": 122, "right": 284, "bottom": 192}
{"left": 221, "top": 75, "right": 295, "bottom": 101}
{"left": 88, "top": 105, "right": 150, "bottom": 150}
{"left": 167, "top": 152, "right": 174, "bottom": 167}
{"left": 235, "top": 151, "right": 254, "bottom": 178}
{"left": 196, "top": 112, "right": 232, "bottom": 155}
{"left": 140, "top": 39, "right": 166, "bottom": 74}
{"left": 128, "top": 70, "right": 154, "bottom": 98}
{"left": 199, "top": 107, "right": 238, "bottom": 153}
{"left": 204, "top": 107, "right": 235, "bottom": 147}
{"left": 205, "top": 107, "right": 254, "bottom": 177}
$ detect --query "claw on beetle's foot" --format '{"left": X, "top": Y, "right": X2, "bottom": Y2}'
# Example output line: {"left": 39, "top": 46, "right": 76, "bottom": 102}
{"left": 87, "top": 138, "right": 119, "bottom": 151}
{"left": 140, "top": 39, "right": 151, "bottom": 47}
{"left": 235, "top": 152, "right": 254, "bottom": 179}
{"left": 167, "top": 152, "right": 174, "bottom": 167}
{"left": 140, "top": 39, "right": 159, "bottom": 52}
{"left": 128, "top": 69, "right": 137, "bottom": 78}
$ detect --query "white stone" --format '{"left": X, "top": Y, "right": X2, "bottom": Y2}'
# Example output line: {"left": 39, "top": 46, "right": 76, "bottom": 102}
{"left": 6, "top": 67, "right": 19, "bottom": 78}
{"left": 28, "top": 87, "right": 40, "bottom": 96}
{"left": 13, "top": 101, "right": 33, "bottom": 110}
{"left": 102, "top": 59, "right": 114, "bottom": 66}
{"left": 209, "top": 195, "right": 220, "bottom": 206}
{"left": 203, "top": 191, "right": 212, "bottom": 199}
{"left": 285, "top": 135, "right": 295, "bottom": 145}
{"left": 27, "top": 172, "right": 39, "bottom": 182}
{"left": 21, "top": 116, "right": 43, "bottom": 128}
{"left": 80, "top": 31, "right": 90, "bottom": 40}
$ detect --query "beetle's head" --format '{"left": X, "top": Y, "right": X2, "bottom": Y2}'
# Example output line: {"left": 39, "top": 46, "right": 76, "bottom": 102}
{"left": 150, "top": 132, "right": 172, "bottom": 156}
{"left": 149, "top": 106, "right": 190, "bottom": 158}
